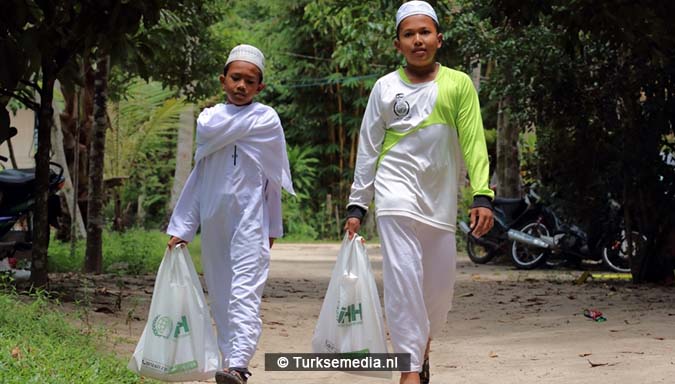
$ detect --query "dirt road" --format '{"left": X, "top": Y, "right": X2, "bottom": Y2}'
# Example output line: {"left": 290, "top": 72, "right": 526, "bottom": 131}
{"left": 55, "top": 242, "right": 675, "bottom": 384}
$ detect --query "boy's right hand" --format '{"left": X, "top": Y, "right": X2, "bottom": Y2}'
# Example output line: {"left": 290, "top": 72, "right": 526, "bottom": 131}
{"left": 168, "top": 236, "right": 187, "bottom": 248}
{"left": 343, "top": 217, "right": 361, "bottom": 240}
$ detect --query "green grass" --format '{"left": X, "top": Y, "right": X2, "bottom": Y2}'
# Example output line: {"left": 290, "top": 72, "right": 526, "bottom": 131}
{"left": 47, "top": 228, "right": 356, "bottom": 275}
{"left": 0, "top": 288, "right": 155, "bottom": 384}
{"left": 48, "top": 229, "right": 203, "bottom": 274}
{"left": 275, "top": 237, "right": 343, "bottom": 244}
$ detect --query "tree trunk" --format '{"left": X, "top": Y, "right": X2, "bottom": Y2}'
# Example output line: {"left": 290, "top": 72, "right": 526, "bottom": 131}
{"left": 51, "top": 93, "right": 86, "bottom": 240}
{"left": 168, "top": 103, "right": 194, "bottom": 212}
{"left": 84, "top": 54, "right": 110, "bottom": 274}
{"left": 623, "top": 85, "right": 675, "bottom": 284}
{"left": 112, "top": 187, "right": 123, "bottom": 232}
{"left": 336, "top": 81, "right": 345, "bottom": 202}
{"left": 470, "top": 55, "right": 481, "bottom": 93}
{"left": 495, "top": 97, "right": 520, "bottom": 197}
{"left": 77, "top": 65, "right": 96, "bottom": 226}
{"left": 459, "top": 57, "right": 483, "bottom": 199}
{"left": 6, "top": 137, "right": 18, "bottom": 168}
{"left": 30, "top": 59, "right": 57, "bottom": 287}
{"left": 137, "top": 193, "right": 146, "bottom": 226}
{"left": 348, "top": 87, "right": 365, "bottom": 171}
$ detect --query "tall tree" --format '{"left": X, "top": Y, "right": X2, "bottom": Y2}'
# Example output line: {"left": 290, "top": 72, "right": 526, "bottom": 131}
{"left": 168, "top": 104, "right": 194, "bottom": 213}
{"left": 495, "top": 97, "right": 520, "bottom": 197}
{"left": 58, "top": 64, "right": 94, "bottom": 238}
{"left": 461, "top": 0, "right": 675, "bottom": 282}
{"left": 1, "top": 1, "right": 99, "bottom": 285}
{"left": 84, "top": 53, "right": 109, "bottom": 274}
{"left": 0, "top": 0, "right": 170, "bottom": 285}
{"left": 81, "top": 2, "right": 223, "bottom": 270}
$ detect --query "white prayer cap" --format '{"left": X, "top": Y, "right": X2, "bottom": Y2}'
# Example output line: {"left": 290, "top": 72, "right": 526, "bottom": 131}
{"left": 395, "top": 1, "right": 439, "bottom": 30}
{"left": 225, "top": 44, "right": 265, "bottom": 75}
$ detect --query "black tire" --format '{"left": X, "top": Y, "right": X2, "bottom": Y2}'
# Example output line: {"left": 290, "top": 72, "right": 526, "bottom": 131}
{"left": 510, "top": 221, "right": 550, "bottom": 269}
{"left": 466, "top": 234, "right": 499, "bottom": 264}
{"left": 602, "top": 230, "right": 645, "bottom": 273}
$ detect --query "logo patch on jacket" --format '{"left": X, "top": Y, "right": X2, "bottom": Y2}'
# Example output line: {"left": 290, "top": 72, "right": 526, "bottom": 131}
{"left": 393, "top": 93, "right": 410, "bottom": 118}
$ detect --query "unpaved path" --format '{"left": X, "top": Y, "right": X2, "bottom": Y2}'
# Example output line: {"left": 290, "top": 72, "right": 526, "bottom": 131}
{"left": 51, "top": 243, "right": 675, "bottom": 384}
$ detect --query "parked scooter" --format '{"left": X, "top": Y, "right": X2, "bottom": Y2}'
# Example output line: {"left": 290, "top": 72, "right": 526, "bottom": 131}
{"left": 459, "top": 188, "right": 550, "bottom": 264}
{"left": 0, "top": 129, "right": 65, "bottom": 263}
{"left": 507, "top": 197, "right": 643, "bottom": 273}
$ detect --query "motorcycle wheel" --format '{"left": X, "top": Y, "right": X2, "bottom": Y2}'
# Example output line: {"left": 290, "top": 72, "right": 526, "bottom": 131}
{"left": 511, "top": 221, "right": 550, "bottom": 269}
{"left": 602, "top": 230, "right": 644, "bottom": 273}
{"left": 466, "top": 234, "right": 499, "bottom": 264}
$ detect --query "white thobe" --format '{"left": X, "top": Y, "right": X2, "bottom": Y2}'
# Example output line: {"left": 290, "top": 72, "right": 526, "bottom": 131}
{"left": 167, "top": 102, "right": 293, "bottom": 369}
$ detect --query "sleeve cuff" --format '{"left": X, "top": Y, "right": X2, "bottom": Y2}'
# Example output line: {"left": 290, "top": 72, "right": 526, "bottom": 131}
{"left": 166, "top": 227, "right": 196, "bottom": 243}
{"left": 471, "top": 195, "right": 493, "bottom": 210}
{"left": 346, "top": 205, "right": 367, "bottom": 222}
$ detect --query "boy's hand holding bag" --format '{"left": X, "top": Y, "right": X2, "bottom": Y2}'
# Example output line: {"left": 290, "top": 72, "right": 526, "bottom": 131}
{"left": 128, "top": 244, "right": 220, "bottom": 382}
{"left": 312, "top": 233, "right": 391, "bottom": 379}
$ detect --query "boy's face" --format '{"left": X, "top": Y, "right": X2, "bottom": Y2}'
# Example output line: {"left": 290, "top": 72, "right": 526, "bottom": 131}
{"left": 394, "top": 15, "right": 442, "bottom": 69}
{"left": 220, "top": 61, "right": 265, "bottom": 106}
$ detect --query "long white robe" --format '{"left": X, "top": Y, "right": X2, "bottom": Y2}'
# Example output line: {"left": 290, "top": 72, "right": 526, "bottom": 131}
{"left": 167, "top": 102, "right": 293, "bottom": 369}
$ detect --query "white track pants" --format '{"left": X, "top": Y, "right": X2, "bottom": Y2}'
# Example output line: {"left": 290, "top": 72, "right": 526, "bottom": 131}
{"left": 376, "top": 216, "right": 457, "bottom": 372}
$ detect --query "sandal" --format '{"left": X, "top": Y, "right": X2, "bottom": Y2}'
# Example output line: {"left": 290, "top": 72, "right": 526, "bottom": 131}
{"left": 419, "top": 357, "right": 430, "bottom": 384}
{"left": 215, "top": 368, "right": 251, "bottom": 384}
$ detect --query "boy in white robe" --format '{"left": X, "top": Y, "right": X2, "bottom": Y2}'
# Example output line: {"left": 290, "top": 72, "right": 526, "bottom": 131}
{"left": 167, "top": 44, "right": 294, "bottom": 384}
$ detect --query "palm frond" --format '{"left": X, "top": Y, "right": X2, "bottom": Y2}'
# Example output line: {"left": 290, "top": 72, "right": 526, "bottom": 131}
{"left": 105, "top": 79, "right": 188, "bottom": 178}
{"left": 128, "top": 98, "right": 188, "bottom": 168}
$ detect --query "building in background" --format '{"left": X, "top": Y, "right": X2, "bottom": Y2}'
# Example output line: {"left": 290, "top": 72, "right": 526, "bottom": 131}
{"left": 2, "top": 109, "right": 36, "bottom": 169}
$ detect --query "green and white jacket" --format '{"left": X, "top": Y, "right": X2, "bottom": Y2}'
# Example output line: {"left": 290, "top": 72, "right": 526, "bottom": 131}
{"left": 348, "top": 65, "right": 494, "bottom": 232}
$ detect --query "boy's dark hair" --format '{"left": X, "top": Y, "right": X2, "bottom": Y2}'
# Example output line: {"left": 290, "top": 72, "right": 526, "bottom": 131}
{"left": 395, "top": 20, "right": 440, "bottom": 39}
{"left": 223, "top": 63, "right": 264, "bottom": 83}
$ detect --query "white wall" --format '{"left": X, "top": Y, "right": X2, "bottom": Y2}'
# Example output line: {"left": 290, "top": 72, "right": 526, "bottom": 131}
{"left": 3, "top": 109, "right": 36, "bottom": 169}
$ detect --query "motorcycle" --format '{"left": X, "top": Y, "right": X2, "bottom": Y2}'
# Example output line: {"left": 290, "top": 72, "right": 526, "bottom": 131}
{"left": 507, "top": 197, "right": 643, "bottom": 273}
{"left": 459, "top": 188, "right": 549, "bottom": 264}
{"left": 0, "top": 128, "right": 65, "bottom": 264}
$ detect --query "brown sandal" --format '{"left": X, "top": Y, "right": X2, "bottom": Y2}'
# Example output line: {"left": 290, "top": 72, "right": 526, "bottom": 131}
{"left": 419, "top": 357, "right": 430, "bottom": 384}
{"left": 215, "top": 368, "right": 251, "bottom": 384}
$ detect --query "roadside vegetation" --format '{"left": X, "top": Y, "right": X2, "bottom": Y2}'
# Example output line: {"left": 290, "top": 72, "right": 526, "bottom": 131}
{"left": 48, "top": 229, "right": 203, "bottom": 275}
{"left": 0, "top": 282, "right": 156, "bottom": 384}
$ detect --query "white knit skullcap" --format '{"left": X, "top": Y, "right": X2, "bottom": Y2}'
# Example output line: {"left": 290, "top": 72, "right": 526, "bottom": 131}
{"left": 395, "top": 1, "right": 439, "bottom": 30}
{"left": 225, "top": 44, "right": 265, "bottom": 75}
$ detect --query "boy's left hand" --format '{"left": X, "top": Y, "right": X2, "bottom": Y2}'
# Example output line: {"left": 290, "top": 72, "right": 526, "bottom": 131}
{"left": 168, "top": 236, "right": 187, "bottom": 248}
{"left": 469, "top": 207, "right": 493, "bottom": 238}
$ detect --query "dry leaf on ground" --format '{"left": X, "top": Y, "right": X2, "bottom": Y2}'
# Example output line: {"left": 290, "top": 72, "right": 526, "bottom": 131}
{"left": 11, "top": 346, "right": 21, "bottom": 359}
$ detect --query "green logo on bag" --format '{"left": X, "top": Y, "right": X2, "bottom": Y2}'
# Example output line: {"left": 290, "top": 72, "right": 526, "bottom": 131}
{"left": 152, "top": 315, "right": 174, "bottom": 338}
{"left": 173, "top": 315, "right": 190, "bottom": 338}
{"left": 152, "top": 315, "right": 190, "bottom": 339}
{"left": 337, "top": 303, "right": 363, "bottom": 326}
{"left": 168, "top": 360, "right": 198, "bottom": 374}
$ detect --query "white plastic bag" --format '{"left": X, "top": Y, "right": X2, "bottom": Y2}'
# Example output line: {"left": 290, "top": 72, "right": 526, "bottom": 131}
{"left": 312, "top": 233, "right": 390, "bottom": 378}
{"left": 128, "top": 245, "right": 221, "bottom": 382}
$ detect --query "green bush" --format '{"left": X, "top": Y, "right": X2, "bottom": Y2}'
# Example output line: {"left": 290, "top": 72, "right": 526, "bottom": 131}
{"left": 0, "top": 290, "right": 155, "bottom": 383}
{"left": 281, "top": 193, "right": 320, "bottom": 241}
{"left": 48, "top": 229, "right": 203, "bottom": 275}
